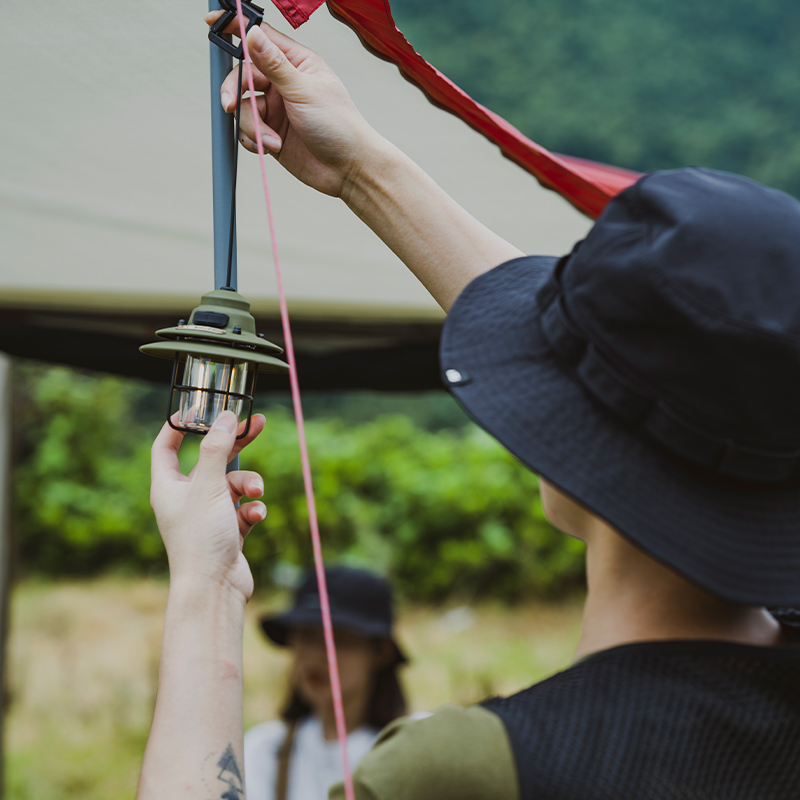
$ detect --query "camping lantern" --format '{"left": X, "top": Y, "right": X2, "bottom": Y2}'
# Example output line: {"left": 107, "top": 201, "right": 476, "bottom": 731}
{"left": 140, "top": 289, "right": 288, "bottom": 437}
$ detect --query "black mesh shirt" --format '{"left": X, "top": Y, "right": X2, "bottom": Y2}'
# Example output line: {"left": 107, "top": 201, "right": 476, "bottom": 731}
{"left": 482, "top": 614, "right": 800, "bottom": 800}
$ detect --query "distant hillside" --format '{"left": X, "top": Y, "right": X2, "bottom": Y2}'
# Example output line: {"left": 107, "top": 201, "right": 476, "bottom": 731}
{"left": 391, "top": 0, "right": 800, "bottom": 197}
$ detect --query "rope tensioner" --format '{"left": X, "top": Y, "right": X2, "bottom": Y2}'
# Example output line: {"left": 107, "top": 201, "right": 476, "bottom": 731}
{"left": 208, "top": 0, "right": 265, "bottom": 59}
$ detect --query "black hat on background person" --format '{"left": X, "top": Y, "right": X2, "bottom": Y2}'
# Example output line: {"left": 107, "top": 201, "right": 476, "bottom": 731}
{"left": 260, "top": 565, "right": 408, "bottom": 664}
{"left": 261, "top": 566, "right": 409, "bottom": 735}
{"left": 441, "top": 167, "right": 800, "bottom": 607}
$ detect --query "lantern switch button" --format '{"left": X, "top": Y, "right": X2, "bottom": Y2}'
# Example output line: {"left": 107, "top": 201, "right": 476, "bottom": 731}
{"left": 192, "top": 311, "right": 229, "bottom": 328}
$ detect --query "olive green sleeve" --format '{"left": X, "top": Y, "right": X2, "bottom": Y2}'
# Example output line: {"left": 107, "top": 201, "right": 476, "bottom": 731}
{"left": 329, "top": 705, "right": 519, "bottom": 800}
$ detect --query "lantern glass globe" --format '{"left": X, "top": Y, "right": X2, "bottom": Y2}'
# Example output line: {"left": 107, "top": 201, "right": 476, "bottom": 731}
{"left": 177, "top": 354, "right": 250, "bottom": 432}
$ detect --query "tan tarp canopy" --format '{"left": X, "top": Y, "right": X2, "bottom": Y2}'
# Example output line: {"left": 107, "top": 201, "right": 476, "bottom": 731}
{"left": 0, "top": 1, "right": 590, "bottom": 388}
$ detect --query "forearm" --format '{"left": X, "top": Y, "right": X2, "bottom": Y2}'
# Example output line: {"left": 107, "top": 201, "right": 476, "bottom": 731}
{"left": 137, "top": 578, "right": 247, "bottom": 800}
{"left": 342, "top": 136, "right": 525, "bottom": 312}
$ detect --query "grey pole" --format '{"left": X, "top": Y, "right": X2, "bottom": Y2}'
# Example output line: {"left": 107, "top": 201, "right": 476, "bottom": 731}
{"left": 208, "top": 2, "right": 240, "bottom": 472}
{"left": 208, "top": 0, "right": 238, "bottom": 292}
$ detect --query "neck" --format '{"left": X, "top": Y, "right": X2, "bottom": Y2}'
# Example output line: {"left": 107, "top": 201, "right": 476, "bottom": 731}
{"left": 318, "top": 690, "right": 370, "bottom": 742}
{"left": 574, "top": 519, "right": 782, "bottom": 661}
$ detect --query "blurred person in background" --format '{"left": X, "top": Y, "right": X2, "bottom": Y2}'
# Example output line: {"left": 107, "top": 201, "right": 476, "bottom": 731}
{"left": 246, "top": 566, "right": 408, "bottom": 800}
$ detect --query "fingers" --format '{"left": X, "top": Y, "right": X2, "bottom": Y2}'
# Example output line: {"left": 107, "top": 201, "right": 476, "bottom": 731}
{"left": 220, "top": 62, "right": 271, "bottom": 112}
{"left": 226, "top": 469, "right": 264, "bottom": 504}
{"left": 243, "top": 26, "right": 306, "bottom": 101}
{"left": 217, "top": 69, "right": 283, "bottom": 154}
{"left": 205, "top": 9, "right": 248, "bottom": 37}
{"left": 196, "top": 411, "right": 266, "bottom": 478}
{"left": 237, "top": 97, "right": 283, "bottom": 153}
{"left": 195, "top": 411, "right": 240, "bottom": 482}
{"left": 239, "top": 132, "right": 258, "bottom": 154}
{"left": 184, "top": 413, "right": 266, "bottom": 481}
{"left": 151, "top": 415, "right": 186, "bottom": 485}
{"left": 237, "top": 500, "right": 267, "bottom": 539}
{"left": 228, "top": 413, "right": 266, "bottom": 463}
{"left": 204, "top": 9, "right": 227, "bottom": 28}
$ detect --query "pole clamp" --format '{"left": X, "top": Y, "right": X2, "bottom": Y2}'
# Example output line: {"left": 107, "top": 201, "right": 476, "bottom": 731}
{"left": 209, "top": 1, "right": 265, "bottom": 60}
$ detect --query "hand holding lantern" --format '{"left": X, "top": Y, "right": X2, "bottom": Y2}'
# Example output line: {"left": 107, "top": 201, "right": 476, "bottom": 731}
{"left": 149, "top": 410, "right": 267, "bottom": 600}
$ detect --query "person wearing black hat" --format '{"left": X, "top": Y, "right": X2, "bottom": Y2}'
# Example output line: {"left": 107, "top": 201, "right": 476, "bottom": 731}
{"left": 134, "top": 15, "right": 800, "bottom": 800}
{"left": 203, "top": 18, "right": 799, "bottom": 799}
{"left": 244, "top": 567, "right": 408, "bottom": 800}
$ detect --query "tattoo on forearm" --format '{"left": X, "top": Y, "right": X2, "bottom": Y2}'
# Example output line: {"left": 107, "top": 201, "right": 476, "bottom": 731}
{"left": 215, "top": 744, "right": 244, "bottom": 800}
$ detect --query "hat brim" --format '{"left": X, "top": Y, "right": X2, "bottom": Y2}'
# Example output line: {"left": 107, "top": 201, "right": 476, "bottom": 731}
{"left": 259, "top": 609, "right": 408, "bottom": 664}
{"left": 440, "top": 256, "right": 800, "bottom": 606}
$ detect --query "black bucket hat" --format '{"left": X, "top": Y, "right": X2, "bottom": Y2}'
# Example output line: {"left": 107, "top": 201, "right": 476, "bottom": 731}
{"left": 260, "top": 566, "right": 407, "bottom": 663}
{"left": 441, "top": 167, "right": 800, "bottom": 606}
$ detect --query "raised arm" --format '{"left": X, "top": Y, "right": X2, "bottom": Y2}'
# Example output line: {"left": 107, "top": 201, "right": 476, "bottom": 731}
{"left": 137, "top": 412, "right": 267, "bottom": 800}
{"left": 206, "top": 14, "right": 524, "bottom": 311}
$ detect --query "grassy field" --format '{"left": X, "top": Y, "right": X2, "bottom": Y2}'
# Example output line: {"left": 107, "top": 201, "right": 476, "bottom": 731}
{"left": 4, "top": 577, "right": 583, "bottom": 799}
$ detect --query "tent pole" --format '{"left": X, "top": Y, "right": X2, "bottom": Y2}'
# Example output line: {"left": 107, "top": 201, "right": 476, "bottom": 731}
{"left": 0, "top": 353, "right": 12, "bottom": 791}
{"left": 209, "top": 0, "right": 238, "bottom": 293}
{"left": 209, "top": 2, "right": 240, "bottom": 471}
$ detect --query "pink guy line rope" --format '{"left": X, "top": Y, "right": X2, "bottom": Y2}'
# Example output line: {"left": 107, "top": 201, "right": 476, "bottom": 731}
{"left": 232, "top": 5, "right": 356, "bottom": 800}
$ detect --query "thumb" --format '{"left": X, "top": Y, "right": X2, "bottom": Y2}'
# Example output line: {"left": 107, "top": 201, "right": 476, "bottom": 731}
{"left": 195, "top": 411, "right": 238, "bottom": 482}
{"left": 246, "top": 26, "right": 304, "bottom": 99}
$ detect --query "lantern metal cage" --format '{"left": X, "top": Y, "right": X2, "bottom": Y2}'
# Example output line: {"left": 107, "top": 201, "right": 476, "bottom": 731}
{"left": 140, "top": 289, "right": 288, "bottom": 438}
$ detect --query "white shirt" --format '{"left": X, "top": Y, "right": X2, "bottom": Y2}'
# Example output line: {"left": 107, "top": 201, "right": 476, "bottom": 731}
{"left": 243, "top": 716, "right": 380, "bottom": 800}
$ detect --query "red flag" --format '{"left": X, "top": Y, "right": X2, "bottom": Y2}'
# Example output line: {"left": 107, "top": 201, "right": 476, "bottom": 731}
{"left": 269, "top": 0, "right": 641, "bottom": 217}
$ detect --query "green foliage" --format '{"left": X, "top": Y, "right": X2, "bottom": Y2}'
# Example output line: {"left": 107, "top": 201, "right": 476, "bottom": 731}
{"left": 12, "top": 364, "right": 583, "bottom": 600}
{"left": 242, "top": 412, "right": 585, "bottom": 600}
{"left": 13, "top": 363, "right": 163, "bottom": 575}
{"left": 391, "top": 0, "right": 800, "bottom": 197}
{"left": 263, "top": 388, "right": 471, "bottom": 431}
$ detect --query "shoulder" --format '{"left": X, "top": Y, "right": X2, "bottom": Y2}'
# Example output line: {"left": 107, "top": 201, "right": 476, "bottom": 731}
{"left": 331, "top": 705, "right": 518, "bottom": 800}
{"left": 244, "top": 719, "right": 293, "bottom": 800}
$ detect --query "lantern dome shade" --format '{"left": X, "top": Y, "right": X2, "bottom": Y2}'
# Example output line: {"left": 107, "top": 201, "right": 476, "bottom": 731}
{"left": 140, "top": 289, "right": 289, "bottom": 374}
{"left": 139, "top": 340, "right": 288, "bottom": 373}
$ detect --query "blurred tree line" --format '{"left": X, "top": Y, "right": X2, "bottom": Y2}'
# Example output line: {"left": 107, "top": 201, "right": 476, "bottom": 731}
{"left": 392, "top": 0, "right": 800, "bottom": 197}
{"left": 11, "top": 362, "right": 584, "bottom": 601}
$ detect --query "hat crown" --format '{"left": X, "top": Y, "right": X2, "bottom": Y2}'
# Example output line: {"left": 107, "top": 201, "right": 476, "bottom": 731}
{"left": 259, "top": 566, "right": 407, "bottom": 662}
{"left": 293, "top": 566, "right": 394, "bottom": 626}
{"left": 564, "top": 168, "right": 800, "bottom": 450}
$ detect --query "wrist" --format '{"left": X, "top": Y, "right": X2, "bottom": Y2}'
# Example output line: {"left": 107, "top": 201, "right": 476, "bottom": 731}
{"left": 339, "top": 132, "right": 399, "bottom": 209}
{"left": 168, "top": 571, "right": 249, "bottom": 614}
